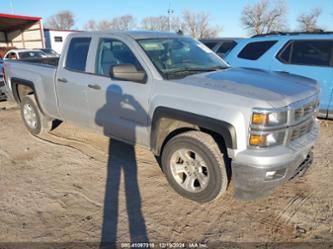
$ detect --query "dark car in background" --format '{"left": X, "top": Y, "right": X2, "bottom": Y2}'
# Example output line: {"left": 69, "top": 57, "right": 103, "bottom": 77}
{"left": 200, "top": 38, "right": 242, "bottom": 58}
{"left": 0, "top": 58, "right": 6, "bottom": 101}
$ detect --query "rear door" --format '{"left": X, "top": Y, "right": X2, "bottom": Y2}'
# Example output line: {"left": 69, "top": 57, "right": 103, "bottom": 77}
{"left": 55, "top": 36, "right": 93, "bottom": 126}
{"left": 272, "top": 39, "right": 333, "bottom": 117}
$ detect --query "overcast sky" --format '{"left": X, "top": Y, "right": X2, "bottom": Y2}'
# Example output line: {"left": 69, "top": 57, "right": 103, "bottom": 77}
{"left": 1, "top": 0, "right": 333, "bottom": 37}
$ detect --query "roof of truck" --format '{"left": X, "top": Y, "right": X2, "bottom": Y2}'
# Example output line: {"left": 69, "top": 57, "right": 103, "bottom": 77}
{"left": 126, "top": 31, "right": 183, "bottom": 39}
{"left": 72, "top": 30, "right": 185, "bottom": 39}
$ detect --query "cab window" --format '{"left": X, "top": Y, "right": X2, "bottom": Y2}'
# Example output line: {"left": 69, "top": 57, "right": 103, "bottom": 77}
{"left": 95, "top": 38, "right": 142, "bottom": 76}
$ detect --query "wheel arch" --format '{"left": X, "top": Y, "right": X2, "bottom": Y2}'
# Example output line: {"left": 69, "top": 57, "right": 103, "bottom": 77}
{"left": 151, "top": 107, "right": 237, "bottom": 156}
{"left": 10, "top": 77, "right": 46, "bottom": 114}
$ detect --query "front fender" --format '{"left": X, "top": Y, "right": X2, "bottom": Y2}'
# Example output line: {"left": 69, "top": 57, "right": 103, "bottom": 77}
{"left": 150, "top": 106, "right": 237, "bottom": 156}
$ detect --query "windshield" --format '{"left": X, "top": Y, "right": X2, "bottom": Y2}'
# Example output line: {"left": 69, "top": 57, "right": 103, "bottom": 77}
{"left": 18, "top": 51, "right": 45, "bottom": 59}
{"left": 137, "top": 37, "right": 229, "bottom": 79}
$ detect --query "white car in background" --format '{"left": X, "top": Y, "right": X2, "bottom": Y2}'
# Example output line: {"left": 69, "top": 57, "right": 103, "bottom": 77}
{"left": 34, "top": 48, "right": 59, "bottom": 57}
{"left": 3, "top": 49, "right": 48, "bottom": 60}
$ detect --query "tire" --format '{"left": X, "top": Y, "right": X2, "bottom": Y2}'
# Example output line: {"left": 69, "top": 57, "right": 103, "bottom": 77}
{"left": 20, "top": 95, "right": 52, "bottom": 135}
{"left": 161, "top": 130, "right": 229, "bottom": 203}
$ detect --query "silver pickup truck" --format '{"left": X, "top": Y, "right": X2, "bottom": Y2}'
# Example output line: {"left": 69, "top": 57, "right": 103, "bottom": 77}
{"left": 3, "top": 31, "right": 320, "bottom": 202}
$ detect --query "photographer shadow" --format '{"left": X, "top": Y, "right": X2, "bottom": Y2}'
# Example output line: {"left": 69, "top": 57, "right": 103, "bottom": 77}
{"left": 96, "top": 85, "right": 149, "bottom": 248}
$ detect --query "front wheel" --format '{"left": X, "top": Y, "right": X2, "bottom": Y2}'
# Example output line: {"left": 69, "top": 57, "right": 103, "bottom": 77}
{"left": 161, "top": 131, "right": 229, "bottom": 203}
{"left": 20, "top": 95, "right": 52, "bottom": 135}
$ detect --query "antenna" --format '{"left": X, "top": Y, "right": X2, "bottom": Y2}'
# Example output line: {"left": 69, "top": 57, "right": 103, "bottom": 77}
{"left": 167, "top": 0, "right": 174, "bottom": 32}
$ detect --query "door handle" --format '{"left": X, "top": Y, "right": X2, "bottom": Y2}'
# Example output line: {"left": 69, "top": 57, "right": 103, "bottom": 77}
{"left": 58, "top": 78, "right": 68, "bottom": 83}
{"left": 88, "top": 84, "right": 101, "bottom": 90}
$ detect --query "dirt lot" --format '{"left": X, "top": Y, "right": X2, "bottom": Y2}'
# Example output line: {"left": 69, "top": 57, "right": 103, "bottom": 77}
{"left": 0, "top": 100, "right": 332, "bottom": 248}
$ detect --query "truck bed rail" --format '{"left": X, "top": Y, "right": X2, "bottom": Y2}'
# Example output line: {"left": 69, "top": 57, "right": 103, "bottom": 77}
{"left": 19, "top": 57, "right": 59, "bottom": 67}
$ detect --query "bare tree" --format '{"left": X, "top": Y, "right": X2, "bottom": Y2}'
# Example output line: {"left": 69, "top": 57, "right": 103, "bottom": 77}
{"left": 46, "top": 10, "right": 75, "bottom": 30}
{"left": 84, "top": 15, "right": 136, "bottom": 31}
{"left": 83, "top": 20, "right": 112, "bottom": 31}
{"left": 181, "top": 10, "right": 222, "bottom": 38}
{"left": 97, "top": 20, "right": 114, "bottom": 31}
{"left": 241, "top": 0, "right": 288, "bottom": 35}
{"left": 84, "top": 20, "right": 97, "bottom": 31}
{"left": 110, "top": 15, "right": 136, "bottom": 30}
{"left": 297, "top": 8, "right": 322, "bottom": 32}
{"left": 141, "top": 16, "right": 170, "bottom": 31}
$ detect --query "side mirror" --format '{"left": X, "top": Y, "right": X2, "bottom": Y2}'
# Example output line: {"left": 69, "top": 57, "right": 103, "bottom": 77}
{"left": 110, "top": 64, "right": 146, "bottom": 83}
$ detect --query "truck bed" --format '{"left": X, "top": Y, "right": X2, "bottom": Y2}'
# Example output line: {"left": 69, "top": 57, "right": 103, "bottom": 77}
{"left": 4, "top": 57, "right": 60, "bottom": 118}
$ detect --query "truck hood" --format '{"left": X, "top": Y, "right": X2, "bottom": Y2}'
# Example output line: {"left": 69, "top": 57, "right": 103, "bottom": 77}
{"left": 173, "top": 67, "right": 319, "bottom": 108}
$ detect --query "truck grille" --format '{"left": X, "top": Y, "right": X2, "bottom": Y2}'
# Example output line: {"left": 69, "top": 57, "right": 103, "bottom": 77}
{"left": 291, "top": 98, "right": 318, "bottom": 123}
{"left": 288, "top": 96, "right": 318, "bottom": 142}
{"left": 289, "top": 119, "right": 314, "bottom": 142}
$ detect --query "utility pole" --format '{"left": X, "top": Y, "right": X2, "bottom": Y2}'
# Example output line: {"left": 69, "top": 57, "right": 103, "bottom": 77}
{"left": 167, "top": 0, "right": 174, "bottom": 32}
{"left": 9, "top": 0, "right": 14, "bottom": 14}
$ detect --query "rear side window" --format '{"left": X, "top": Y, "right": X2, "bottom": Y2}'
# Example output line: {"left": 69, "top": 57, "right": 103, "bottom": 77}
{"left": 238, "top": 41, "right": 277, "bottom": 60}
{"left": 66, "top": 37, "right": 91, "bottom": 72}
{"left": 279, "top": 43, "right": 292, "bottom": 63}
{"left": 202, "top": 42, "right": 217, "bottom": 49}
{"left": 217, "top": 41, "right": 237, "bottom": 54}
{"left": 278, "top": 40, "right": 333, "bottom": 67}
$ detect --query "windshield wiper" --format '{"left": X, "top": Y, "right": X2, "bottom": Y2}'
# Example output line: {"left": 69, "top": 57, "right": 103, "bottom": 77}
{"left": 174, "top": 66, "right": 226, "bottom": 73}
{"left": 165, "top": 66, "right": 227, "bottom": 79}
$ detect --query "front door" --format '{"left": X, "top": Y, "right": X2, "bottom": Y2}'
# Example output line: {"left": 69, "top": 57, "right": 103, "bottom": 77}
{"left": 86, "top": 38, "right": 151, "bottom": 146}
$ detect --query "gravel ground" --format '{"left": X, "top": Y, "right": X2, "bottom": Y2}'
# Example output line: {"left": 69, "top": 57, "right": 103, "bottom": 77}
{"left": 0, "top": 101, "right": 332, "bottom": 249}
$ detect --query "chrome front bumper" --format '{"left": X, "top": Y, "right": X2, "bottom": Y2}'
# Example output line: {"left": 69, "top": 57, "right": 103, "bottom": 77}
{"left": 232, "top": 120, "right": 319, "bottom": 200}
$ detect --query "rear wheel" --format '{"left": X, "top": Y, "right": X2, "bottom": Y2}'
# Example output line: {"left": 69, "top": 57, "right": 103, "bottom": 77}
{"left": 20, "top": 95, "right": 52, "bottom": 135}
{"left": 161, "top": 131, "right": 229, "bottom": 203}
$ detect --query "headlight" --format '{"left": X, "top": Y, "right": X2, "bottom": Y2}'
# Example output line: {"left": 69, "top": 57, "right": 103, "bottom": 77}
{"left": 249, "top": 107, "right": 288, "bottom": 148}
{"left": 249, "top": 130, "right": 285, "bottom": 147}
{"left": 251, "top": 108, "right": 288, "bottom": 128}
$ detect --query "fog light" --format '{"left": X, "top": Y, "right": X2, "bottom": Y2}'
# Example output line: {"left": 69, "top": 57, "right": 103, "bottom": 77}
{"left": 265, "top": 171, "right": 276, "bottom": 178}
{"left": 265, "top": 168, "right": 286, "bottom": 180}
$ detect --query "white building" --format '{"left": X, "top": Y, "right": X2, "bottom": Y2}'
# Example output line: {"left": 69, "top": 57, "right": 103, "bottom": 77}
{"left": 44, "top": 28, "right": 80, "bottom": 54}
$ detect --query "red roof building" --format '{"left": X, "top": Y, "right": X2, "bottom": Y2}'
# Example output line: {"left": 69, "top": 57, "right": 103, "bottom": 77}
{"left": 0, "top": 13, "right": 45, "bottom": 50}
